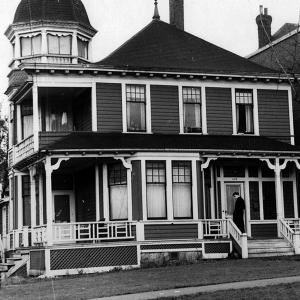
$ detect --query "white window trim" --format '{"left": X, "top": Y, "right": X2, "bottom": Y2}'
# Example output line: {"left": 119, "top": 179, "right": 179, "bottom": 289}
{"left": 179, "top": 85, "right": 207, "bottom": 135}
{"left": 232, "top": 88, "right": 259, "bottom": 136}
{"left": 122, "top": 83, "right": 152, "bottom": 134}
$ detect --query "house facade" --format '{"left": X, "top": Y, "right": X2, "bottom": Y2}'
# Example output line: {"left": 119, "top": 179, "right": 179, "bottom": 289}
{"left": 2, "top": 0, "right": 300, "bottom": 277}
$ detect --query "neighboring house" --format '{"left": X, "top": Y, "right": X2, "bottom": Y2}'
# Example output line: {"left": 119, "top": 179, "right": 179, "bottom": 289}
{"left": 248, "top": 5, "right": 300, "bottom": 143}
{"left": 2, "top": 0, "right": 300, "bottom": 277}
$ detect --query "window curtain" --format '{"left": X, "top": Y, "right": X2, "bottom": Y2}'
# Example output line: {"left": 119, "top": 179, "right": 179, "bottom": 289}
{"left": 78, "top": 39, "right": 88, "bottom": 59}
{"left": 22, "top": 115, "right": 33, "bottom": 139}
{"left": 60, "top": 36, "right": 71, "bottom": 55}
{"left": 245, "top": 105, "right": 254, "bottom": 133}
{"left": 21, "top": 37, "right": 31, "bottom": 56}
{"left": 147, "top": 184, "right": 166, "bottom": 218}
{"left": 110, "top": 185, "right": 128, "bottom": 220}
{"left": 48, "top": 35, "right": 59, "bottom": 54}
{"left": 173, "top": 183, "right": 192, "bottom": 218}
{"left": 127, "top": 102, "right": 146, "bottom": 131}
{"left": 184, "top": 103, "right": 201, "bottom": 129}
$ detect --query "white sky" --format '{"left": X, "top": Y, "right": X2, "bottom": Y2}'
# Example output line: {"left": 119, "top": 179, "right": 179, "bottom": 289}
{"left": 0, "top": 0, "right": 300, "bottom": 115}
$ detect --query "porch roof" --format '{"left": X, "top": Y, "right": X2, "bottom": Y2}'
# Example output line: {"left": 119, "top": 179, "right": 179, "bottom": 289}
{"left": 42, "top": 133, "right": 300, "bottom": 155}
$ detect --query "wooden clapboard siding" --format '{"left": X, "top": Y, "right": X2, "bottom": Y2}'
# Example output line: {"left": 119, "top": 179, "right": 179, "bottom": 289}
{"left": 206, "top": 87, "right": 233, "bottom": 135}
{"left": 97, "top": 83, "right": 122, "bottom": 133}
{"left": 258, "top": 89, "right": 290, "bottom": 142}
{"left": 39, "top": 132, "right": 71, "bottom": 149}
{"left": 251, "top": 223, "right": 278, "bottom": 238}
{"left": 151, "top": 85, "right": 180, "bottom": 134}
{"left": 131, "top": 161, "right": 143, "bottom": 221}
{"left": 144, "top": 224, "right": 198, "bottom": 240}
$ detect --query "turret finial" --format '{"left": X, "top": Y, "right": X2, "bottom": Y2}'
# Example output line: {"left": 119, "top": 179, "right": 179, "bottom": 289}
{"left": 153, "top": 0, "right": 160, "bottom": 20}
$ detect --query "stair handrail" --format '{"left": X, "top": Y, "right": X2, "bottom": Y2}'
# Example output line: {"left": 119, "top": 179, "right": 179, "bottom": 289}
{"left": 279, "top": 219, "right": 300, "bottom": 255}
{"left": 227, "top": 218, "right": 248, "bottom": 259}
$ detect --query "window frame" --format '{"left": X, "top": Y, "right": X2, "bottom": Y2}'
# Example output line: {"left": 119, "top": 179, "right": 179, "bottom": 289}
{"left": 126, "top": 84, "right": 147, "bottom": 132}
{"left": 47, "top": 34, "right": 72, "bottom": 56}
{"left": 20, "top": 34, "right": 42, "bottom": 57}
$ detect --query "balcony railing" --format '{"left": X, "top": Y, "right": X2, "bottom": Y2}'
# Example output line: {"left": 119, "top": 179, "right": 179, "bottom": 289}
{"left": 15, "top": 135, "right": 34, "bottom": 163}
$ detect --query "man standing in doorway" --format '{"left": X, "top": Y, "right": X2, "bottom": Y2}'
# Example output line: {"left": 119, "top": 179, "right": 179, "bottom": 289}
{"left": 233, "top": 192, "right": 245, "bottom": 233}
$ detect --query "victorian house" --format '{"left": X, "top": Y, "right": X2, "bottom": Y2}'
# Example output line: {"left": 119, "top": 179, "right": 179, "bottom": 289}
{"left": 1, "top": 0, "right": 300, "bottom": 278}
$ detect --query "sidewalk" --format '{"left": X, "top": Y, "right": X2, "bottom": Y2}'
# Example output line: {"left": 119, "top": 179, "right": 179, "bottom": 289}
{"left": 92, "top": 275, "right": 300, "bottom": 300}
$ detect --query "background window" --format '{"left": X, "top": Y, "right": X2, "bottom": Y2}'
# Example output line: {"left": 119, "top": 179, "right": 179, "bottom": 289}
{"left": 236, "top": 90, "right": 254, "bottom": 134}
{"left": 108, "top": 164, "right": 128, "bottom": 220}
{"left": 48, "top": 35, "right": 71, "bottom": 55}
{"left": 183, "top": 87, "right": 202, "bottom": 133}
{"left": 21, "top": 101, "right": 33, "bottom": 139}
{"left": 126, "top": 85, "right": 146, "bottom": 132}
{"left": 78, "top": 38, "right": 88, "bottom": 59}
{"left": 172, "top": 161, "right": 192, "bottom": 218}
{"left": 146, "top": 162, "right": 166, "bottom": 219}
{"left": 21, "top": 35, "right": 41, "bottom": 56}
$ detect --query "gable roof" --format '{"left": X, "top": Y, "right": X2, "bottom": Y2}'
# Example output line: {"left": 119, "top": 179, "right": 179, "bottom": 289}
{"left": 272, "top": 23, "right": 298, "bottom": 41}
{"left": 96, "top": 20, "right": 276, "bottom": 76}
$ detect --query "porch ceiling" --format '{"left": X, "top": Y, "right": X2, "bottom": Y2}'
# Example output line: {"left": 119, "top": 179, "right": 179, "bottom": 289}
{"left": 41, "top": 133, "right": 300, "bottom": 156}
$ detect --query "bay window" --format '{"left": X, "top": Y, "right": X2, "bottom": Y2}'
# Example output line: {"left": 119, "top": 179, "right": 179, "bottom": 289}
{"left": 48, "top": 34, "right": 71, "bottom": 55}
{"left": 108, "top": 164, "right": 128, "bottom": 220}
{"left": 126, "top": 85, "right": 146, "bottom": 132}
{"left": 172, "top": 161, "right": 192, "bottom": 218}
{"left": 146, "top": 162, "right": 166, "bottom": 219}
{"left": 21, "top": 35, "right": 41, "bottom": 56}
{"left": 183, "top": 87, "right": 202, "bottom": 133}
{"left": 235, "top": 90, "right": 254, "bottom": 134}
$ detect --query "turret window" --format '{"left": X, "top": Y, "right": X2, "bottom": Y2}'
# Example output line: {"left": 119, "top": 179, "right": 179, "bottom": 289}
{"left": 48, "top": 34, "right": 72, "bottom": 55}
{"left": 20, "top": 35, "right": 41, "bottom": 56}
{"left": 78, "top": 38, "right": 88, "bottom": 59}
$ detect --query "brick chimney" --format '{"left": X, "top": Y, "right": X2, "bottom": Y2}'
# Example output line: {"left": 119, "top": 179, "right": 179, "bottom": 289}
{"left": 169, "top": 0, "right": 184, "bottom": 31}
{"left": 256, "top": 5, "right": 272, "bottom": 48}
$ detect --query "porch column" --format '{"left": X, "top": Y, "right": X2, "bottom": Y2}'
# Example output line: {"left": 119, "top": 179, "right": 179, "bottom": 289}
{"left": 274, "top": 159, "right": 284, "bottom": 220}
{"left": 38, "top": 173, "right": 44, "bottom": 225}
{"left": 29, "top": 166, "right": 37, "bottom": 229}
{"left": 95, "top": 165, "right": 100, "bottom": 221}
{"left": 41, "top": 29, "right": 48, "bottom": 63}
{"left": 44, "top": 157, "right": 53, "bottom": 246}
{"left": 127, "top": 167, "right": 132, "bottom": 221}
{"left": 32, "top": 84, "right": 39, "bottom": 152}
{"left": 102, "top": 164, "right": 109, "bottom": 221}
{"left": 17, "top": 174, "right": 23, "bottom": 230}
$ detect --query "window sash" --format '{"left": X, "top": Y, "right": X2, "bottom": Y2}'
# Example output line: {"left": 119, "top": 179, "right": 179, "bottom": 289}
{"left": 173, "top": 183, "right": 192, "bottom": 218}
{"left": 109, "top": 185, "right": 128, "bottom": 220}
{"left": 236, "top": 104, "right": 254, "bottom": 134}
{"left": 184, "top": 102, "right": 202, "bottom": 132}
{"left": 78, "top": 38, "right": 88, "bottom": 59}
{"left": 147, "top": 184, "right": 166, "bottom": 219}
{"left": 183, "top": 87, "right": 201, "bottom": 104}
{"left": 48, "top": 35, "right": 71, "bottom": 55}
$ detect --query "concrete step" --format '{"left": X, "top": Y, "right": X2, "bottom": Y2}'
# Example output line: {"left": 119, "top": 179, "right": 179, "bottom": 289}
{"left": 248, "top": 247, "right": 292, "bottom": 254}
{"left": 248, "top": 243, "right": 291, "bottom": 249}
{"left": 6, "top": 257, "right": 22, "bottom": 264}
{"left": 249, "top": 251, "right": 295, "bottom": 258}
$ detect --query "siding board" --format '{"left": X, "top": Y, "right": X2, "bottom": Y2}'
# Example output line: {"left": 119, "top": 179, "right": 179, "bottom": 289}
{"left": 151, "top": 85, "right": 180, "bottom": 134}
{"left": 258, "top": 89, "right": 290, "bottom": 142}
{"left": 206, "top": 87, "right": 233, "bottom": 135}
{"left": 97, "top": 83, "right": 122, "bottom": 133}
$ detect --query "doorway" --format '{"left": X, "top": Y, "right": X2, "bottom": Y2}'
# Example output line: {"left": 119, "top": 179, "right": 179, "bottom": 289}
{"left": 223, "top": 182, "right": 244, "bottom": 219}
{"left": 53, "top": 191, "right": 75, "bottom": 223}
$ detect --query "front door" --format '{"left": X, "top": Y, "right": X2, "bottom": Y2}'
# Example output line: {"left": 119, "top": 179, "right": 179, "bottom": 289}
{"left": 53, "top": 192, "right": 75, "bottom": 223}
{"left": 224, "top": 182, "right": 244, "bottom": 219}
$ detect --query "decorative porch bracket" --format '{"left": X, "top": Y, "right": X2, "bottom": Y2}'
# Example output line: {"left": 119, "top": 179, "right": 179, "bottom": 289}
{"left": 114, "top": 157, "right": 132, "bottom": 171}
{"left": 43, "top": 157, "right": 70, "bottom": 246}
{"left": 201, "top": 157, "right": 218, "bottom": 172}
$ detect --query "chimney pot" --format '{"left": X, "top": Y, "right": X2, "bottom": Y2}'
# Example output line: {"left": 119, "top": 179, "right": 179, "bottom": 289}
{"left": 169, "top": 0, "right": 184, "bottom": 30}
{"left": 256, "top": 7, "right": 272, "bottom": 48}
{"left": 264, "top": 8, "right": 268, "bottom": 15}
{"left": 259, "top": 5, "right": 263, "bottom": 14}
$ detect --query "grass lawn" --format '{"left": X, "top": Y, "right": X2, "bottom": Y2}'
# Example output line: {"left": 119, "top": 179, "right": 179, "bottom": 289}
{"left": 159, "top": 283, "right": 300, "bottom": 299}
{"left": 2, "top": 256, "right": 300, "bottom": 300}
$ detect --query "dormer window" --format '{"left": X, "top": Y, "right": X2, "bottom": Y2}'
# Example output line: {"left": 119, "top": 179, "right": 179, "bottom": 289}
{"left": 183, "top": 87, "right": 202, "bottom": 133}
{"left": 77, "top": 37, "right": 89, "bottom": 59}
{"left": 235, "top": 90, "right": 254, "bottom": 134}
{"left": 20, "top": 34, "right": 41, "bottom": 56}
{"left": 48, "top": 34, "right": 72, "bottom": 55}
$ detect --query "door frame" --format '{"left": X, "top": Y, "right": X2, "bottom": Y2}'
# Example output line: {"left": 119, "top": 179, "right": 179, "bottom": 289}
{"left": 52, "top": 190, "right": 75, "bottom": 223}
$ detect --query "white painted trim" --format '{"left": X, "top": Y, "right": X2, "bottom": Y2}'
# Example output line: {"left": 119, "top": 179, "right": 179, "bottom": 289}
{"left": 17, "top": 175, "right": 23, "bottom": 229}
{"left": 39, "top": 173, "right": 44, "bottom": 225}
{"left": 231, "top": 88, "right": 237, "bottom": 135}
{"left": 141, "top": 160, "right": 147, "bottom": 221}
{"left": 95, "top": 165, "right": 100, "bottom": 221}
{"left": 121, "top": 83, "right": 127, "bottom": 133}
{"left": 210, "top": 167, "right": 215, "bottom": 218}
{"left": 127, "top": 168, "right": 132, "bottom": 221}
{"left": 146, "top": 84, "right": 152, "bottom": 133}
{"left": 253, "top": 89, "right": 260, "bottom": 136}
{"left": 91, "top": 82, "right": 97, "bottom": 132}
{"left": 244, "top": 167, "right": 251, "bottom": 236}
{"left": 201, "top": 86, "right": 208, "bottom": 134}
{"left": 166, "top": 159, "right": 173, "bottom": 221}
{"left": 293, "top": 167, "right": 298, "bottom": 218}
{"left": 202, "top": 170, "right": 207, "bottom": 219}
{"left": 44, "top": 249, "right": 51, "bottom": 275}
{"left": 258, "top": 168, "right": 264, "bottom": 221}
{"left": 178, "top": 85, "right": 184, "bottom": 134}
{"left": 288, "top": 88, "right": 295, "bottom": 145}
{"left": 29, "top": 167, "right": 37, "bottom": 228}
{"left": 44, "top": 157, "right": 53, "bottom": 246}
{"left": 192, "top": 160, "right": 198, "bottom": 220}
{"left": 32, "top": 84, "right": 39, "bottom": 151}
{"left": 102, "top": 164, "right": 109, "bottom": 221}
{"left": 16, "top": 105, "right": 22, "bottom": 143}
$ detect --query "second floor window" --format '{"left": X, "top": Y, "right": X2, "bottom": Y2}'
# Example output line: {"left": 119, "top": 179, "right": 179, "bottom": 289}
{"left": 183, "top": 87, "right": 202, "bottom": 133}
{"left": 21, "top": 35, "right": 41, "bottom": 56}
{"left": 48, "top": 34, "right": 71, "bottom": 55}
{"left": 236, "top": 90, "right": 254, "bottom": 134}
{"left": 126, "top": 85, "right": 146, "bottom": 132}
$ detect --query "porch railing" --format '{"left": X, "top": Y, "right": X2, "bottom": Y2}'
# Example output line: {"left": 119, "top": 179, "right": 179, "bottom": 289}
{"left": 227, "top": 218, "right": 248, "bottom": 258}
{"left": 52, "top": 221, "right": 135, "bottom": 244}
{"left": 279, "top": 219, "right": 300, "bottom": 254}
{"left": 15, "top": 135, "right": 35, "bottom": 163}
{"left": 202, "top": 219, "right": 228, "bottom": 238}
{"left": 5, "top": 227, "right": 31, "bottom": 251}
{"left": 32, "top": 226, "right": 47, "bottom": 245}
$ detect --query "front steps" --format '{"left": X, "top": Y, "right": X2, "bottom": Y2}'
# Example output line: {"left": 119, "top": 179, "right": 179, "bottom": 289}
{"left": 248, "top": 239, "right": 294, "bottom": 258}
